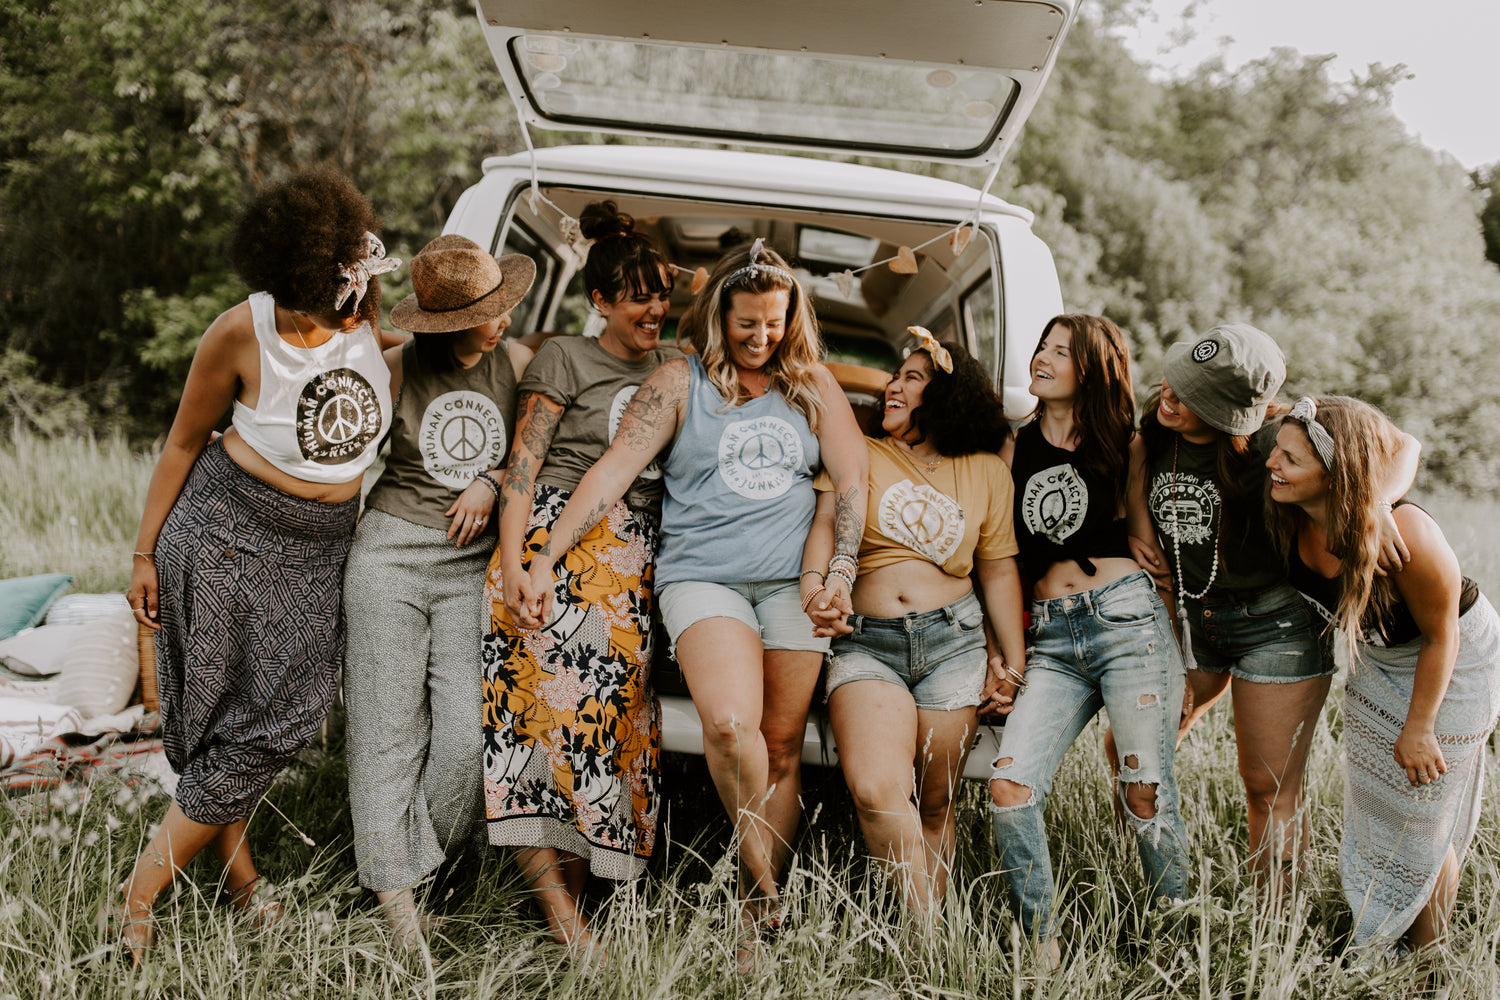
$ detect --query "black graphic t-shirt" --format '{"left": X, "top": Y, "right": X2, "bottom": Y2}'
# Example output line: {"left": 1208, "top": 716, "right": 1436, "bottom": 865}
{"left": 364, "top": 341, "right": 520, "bottom": 533}
{"left": 1011, "top": 421, "right": 1131, "bottom": 580}
{"left": 1147, "top": 423, "right": 1283, "bottom": 594}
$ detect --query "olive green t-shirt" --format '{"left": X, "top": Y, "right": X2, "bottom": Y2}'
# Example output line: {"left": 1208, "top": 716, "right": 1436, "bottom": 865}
{"left": 520, "top": 336, "right": 681, "bottom": 513}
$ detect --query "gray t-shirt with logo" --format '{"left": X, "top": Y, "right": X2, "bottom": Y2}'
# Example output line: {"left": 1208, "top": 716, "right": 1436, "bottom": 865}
{"left": 364, "top": 339, "right": 518, "bottom": 533}
{"left": 521, "top": 336, "right": 681, "bottom": 513}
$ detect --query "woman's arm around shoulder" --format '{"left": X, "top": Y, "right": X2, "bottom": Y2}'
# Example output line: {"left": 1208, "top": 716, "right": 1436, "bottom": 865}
{"left": 127, "top": 302, "right": 257, "bottom": 627}
{"left": 1373, "top": 430, "right": 1422, "bottom": 573}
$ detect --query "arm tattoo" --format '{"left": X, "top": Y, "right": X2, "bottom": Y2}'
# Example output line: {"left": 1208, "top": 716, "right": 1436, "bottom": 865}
{"left": 500, "top": 454, "right": 532, "bottom": 514}
{"left": 538, "top": 498, "right": 613, "bottom": 562}
{"left": 833, "top": 484, "right": 862, "bottom": 557}
{"left": 618, "top": 362, "right": 686, "bottom": 454}
{"left": 517, "top": 392, "right": 562, "bottom": 459}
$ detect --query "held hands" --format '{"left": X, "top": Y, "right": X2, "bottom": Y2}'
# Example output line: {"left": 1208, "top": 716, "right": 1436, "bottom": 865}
{"left": 126, "top": 556, "right": 161, "bottom": 631}
{"left": 445, "top": 481, "right": 496, "bottom": 547}
{"left": 1394, "top": 724, "right": 1447, "bottom": 787}
{"left": 1373, "top": 502, "right": 1411, "bottom": 576}
{"left": 803, "top": 572, "right": 852, "bottom": 637}
{"left": 503, "top": 560, "right": 552, "bottom": 632}
{"left": 979, "top": 651, "right": 1019, "bottom": 716}
{"left": 1128, "top": 535, "right": 1170, "bottom": 590}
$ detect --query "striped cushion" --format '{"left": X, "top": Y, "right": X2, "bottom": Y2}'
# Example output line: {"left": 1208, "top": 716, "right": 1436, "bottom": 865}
{"left": 55, "top": 609, "right": 139, "bottom": 719}
{"left": 44, "top": 592, "right": 131, "bottom": 627}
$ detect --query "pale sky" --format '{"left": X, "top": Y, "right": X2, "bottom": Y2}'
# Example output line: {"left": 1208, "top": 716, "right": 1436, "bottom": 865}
{"left": 1118, "top": 0, "right": 1499, "bottom": 170}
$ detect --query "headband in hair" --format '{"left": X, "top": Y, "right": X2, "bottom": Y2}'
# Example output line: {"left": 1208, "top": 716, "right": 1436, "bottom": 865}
{"left": 722, "top": 237, "right": 797, "bottom": 291}
{"left": 334, "top": 232, "right": 402, "bottom": 311}
{"left": 1287, "top": 396, "right": 1336, "bottom": 471}
{"left": 906, "top": 326, "right": 953, "bottom": 374}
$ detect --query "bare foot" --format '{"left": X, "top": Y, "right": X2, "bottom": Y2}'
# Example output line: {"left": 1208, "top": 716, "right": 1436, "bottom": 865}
{"left": 111, "top": 902, "right": 155, "bottom": 966}
{"left": 226, "top": 878, "right": 285, "bottom": 929}
{"left": 1035, "top": 937, "right": 1061, "bottom": 972}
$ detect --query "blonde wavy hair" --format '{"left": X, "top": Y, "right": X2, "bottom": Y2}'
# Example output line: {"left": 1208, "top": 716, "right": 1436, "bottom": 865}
{"left": 678, "top": 242, "right": 825, "bottom": 430}
{"left": 1266, "top": 395, "right": 1404, "bottom": 663}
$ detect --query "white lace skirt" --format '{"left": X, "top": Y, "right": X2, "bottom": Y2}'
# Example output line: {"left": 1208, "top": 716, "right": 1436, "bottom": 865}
{"left": 1341, "top": 593, "right": 1500, "bottom": 954}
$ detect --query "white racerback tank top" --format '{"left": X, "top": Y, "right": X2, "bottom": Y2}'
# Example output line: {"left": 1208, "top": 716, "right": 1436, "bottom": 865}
{"left": 230, "top": 292, "right": 392, "bottom": 483}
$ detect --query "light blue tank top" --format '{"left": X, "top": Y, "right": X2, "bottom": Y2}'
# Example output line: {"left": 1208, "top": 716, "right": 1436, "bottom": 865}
{"left": 655, "top": 356, "right": 820, "bottom": 586}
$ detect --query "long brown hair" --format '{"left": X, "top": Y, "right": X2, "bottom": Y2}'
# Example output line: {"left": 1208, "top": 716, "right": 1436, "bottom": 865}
{"left": 1265, "top": 395, "right": 1403, "bottom": 662}
{"left": 678, "top": 242, "right": 825, "bottom": 429}
{"left": 1030, "top": 314, "right": 1135, "bottom": 508}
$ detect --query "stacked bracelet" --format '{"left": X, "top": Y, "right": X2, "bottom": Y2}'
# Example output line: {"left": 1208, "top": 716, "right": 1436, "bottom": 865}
{"left": 1003, "top": 664, "right": 1027, "bottom": 690}
{"left": 800, "top": 586, "right": 826, "bottom": 613}
{"left": 132, "top": 551, "right": 154, "bottom": 560}
{"left": 827, "top": 552, "right": 857, "bottom": 588}
{"left": 475, "top": 472, "right": 502, "bottom": 499}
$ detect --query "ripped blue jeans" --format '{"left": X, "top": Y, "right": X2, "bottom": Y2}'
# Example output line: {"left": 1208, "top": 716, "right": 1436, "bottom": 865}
{"left": 989, "top": 570, "right": 1190, "bottom": 942}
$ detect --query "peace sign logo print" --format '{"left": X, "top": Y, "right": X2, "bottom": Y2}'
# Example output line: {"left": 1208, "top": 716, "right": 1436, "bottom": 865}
{"left": 717, "top": 416, "right": 804, "bottom": 500}
{"left": 877, "top": 479, "right": 964, "bottom": 564}
{"left": 296, "top": 368, "right": 382, "bottom": 465}
{"left": 1021, "top": 464, "right": 1088, "bottom": 544}
{"left": 419, "top": 390, "right": 507, "bottom": 488}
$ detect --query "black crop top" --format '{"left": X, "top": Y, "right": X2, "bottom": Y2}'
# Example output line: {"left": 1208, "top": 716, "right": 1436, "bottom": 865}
{"left": 1011, "top": 421, "right": 1133, "bottom": 579}
{"left": 1286, "top": 502, "right": 1479, "bottom": 648}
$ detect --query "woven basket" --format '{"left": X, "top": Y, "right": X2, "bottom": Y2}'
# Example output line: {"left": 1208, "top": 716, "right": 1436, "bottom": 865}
{"left": 136, "top": 623, "right": 159, "bottom": 713}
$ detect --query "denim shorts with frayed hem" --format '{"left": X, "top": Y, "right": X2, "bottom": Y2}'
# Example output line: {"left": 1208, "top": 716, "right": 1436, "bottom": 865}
{"left": 656, "top": 578, "right": 831, "bottom": 656}
{"left": 825, "top": 590, "right": 987, "bottom": 711}
{"left": 1182, "top": 581, "right": 1333, "bottom": 684}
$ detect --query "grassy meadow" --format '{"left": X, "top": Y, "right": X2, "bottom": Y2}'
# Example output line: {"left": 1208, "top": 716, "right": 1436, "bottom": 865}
{"left": 3, "top": 431, "right": 1500, "bottom": 998}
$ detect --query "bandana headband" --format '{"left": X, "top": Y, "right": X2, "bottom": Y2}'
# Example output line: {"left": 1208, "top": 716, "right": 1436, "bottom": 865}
{"left": 334, "top": 232, "right": 402, "bottom": 311}
{"left": 1287, "top": 396, "right": 1336, "bottom": 471}
{"left": 722, "top": 237, "right": 797, "bottom": 291}
{"left": 906, "top": 326, "right": 953, "bottom": 374}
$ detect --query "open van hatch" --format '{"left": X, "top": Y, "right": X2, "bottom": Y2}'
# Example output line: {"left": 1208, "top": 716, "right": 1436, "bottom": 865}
{"left": 474, "top": 0, "right": 1076, "bottom": 165}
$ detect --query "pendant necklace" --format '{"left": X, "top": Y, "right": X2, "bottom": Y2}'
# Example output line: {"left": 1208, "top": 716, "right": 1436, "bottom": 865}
{"left": 286, "top": 308, "right": 311, "bottom": 349}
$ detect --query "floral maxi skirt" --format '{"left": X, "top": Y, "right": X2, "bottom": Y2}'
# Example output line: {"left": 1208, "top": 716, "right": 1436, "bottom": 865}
{"left": 482, "top": 483, "right": 661, "bottom": 879}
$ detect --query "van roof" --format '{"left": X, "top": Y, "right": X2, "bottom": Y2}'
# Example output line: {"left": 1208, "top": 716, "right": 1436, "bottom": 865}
{"left": 479, "top": 145, "right": 1034, "bottom": 223}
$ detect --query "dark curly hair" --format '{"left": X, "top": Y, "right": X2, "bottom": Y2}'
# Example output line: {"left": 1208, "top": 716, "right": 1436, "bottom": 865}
{"left": 578, "top": 200, "right": 671, "bottom": 305}
{"left": 868, "top": 342, "right": 1009, "bottom": 456}
{"left": 229, "top": 165, "right": 384, "bottom": 327}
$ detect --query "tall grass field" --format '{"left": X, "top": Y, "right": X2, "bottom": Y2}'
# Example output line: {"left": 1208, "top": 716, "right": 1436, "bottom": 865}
{"left": 2, "top": 432, "right": 1498, "bottom": 998}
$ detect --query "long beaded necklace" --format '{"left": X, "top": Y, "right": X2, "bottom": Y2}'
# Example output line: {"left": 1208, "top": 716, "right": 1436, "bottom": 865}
{"left": 1169, "top": 436, "right": 1220, "bottom": 666}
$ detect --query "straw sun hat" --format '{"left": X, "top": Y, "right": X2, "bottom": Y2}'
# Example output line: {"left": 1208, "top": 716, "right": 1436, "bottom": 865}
{"left": 389, "top": 235, "right": 536, "bottom": 334}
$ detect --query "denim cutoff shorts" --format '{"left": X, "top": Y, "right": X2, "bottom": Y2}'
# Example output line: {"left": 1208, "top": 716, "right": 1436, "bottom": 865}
{"left": 656, "top": 578, "right": 831, "bottom": 656}
{"left": 1182, "top": 581, "right": 1332, "bottom": 684}
{"left": 825, "top": 591, "right": 987, "bottom": 711}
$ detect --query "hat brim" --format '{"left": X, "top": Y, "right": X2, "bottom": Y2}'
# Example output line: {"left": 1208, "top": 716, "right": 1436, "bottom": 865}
{"left": 1161, "top": 340, "right": 1266, "bottom": 437}
{"left": 389, "top": 254, "right": 537, "bottom": 334}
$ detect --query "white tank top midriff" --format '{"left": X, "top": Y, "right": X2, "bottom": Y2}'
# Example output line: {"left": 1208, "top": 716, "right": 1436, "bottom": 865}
{"left": 229, "top": 292, "right": 392, "bottom": 484}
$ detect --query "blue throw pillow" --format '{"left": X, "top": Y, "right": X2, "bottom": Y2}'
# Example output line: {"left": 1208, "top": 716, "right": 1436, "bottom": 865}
{"left": 0, "top": 574, "right": 74, "bottom": 641}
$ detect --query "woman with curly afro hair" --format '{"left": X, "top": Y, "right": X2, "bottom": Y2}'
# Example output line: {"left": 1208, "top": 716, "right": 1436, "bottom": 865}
{"left": 120, "top": 166, "right": 404, "bottom": 962}
{"left": 803, "top": 328, "right": 1024, "bottom": 924}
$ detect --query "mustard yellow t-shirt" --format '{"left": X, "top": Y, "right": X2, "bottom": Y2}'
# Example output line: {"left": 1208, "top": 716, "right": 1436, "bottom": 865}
{"left": 815, "top": 436, "right": 1017, "bottom": 578}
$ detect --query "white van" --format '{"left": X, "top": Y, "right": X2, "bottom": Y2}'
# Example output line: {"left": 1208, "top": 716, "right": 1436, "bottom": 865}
{"left": 446, "top": 0, "right": 1077, "bottom": 778}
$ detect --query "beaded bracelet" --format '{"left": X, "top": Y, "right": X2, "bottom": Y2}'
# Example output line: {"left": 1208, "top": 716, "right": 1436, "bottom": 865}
{"left": 475, "top": 472, "right": 502, "bottom": 498}
{"left": 828, "top": 566, "right": 856, "bottom": 589}
{"left": 800, "top": 586, "right": 826, "bottom": 613}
